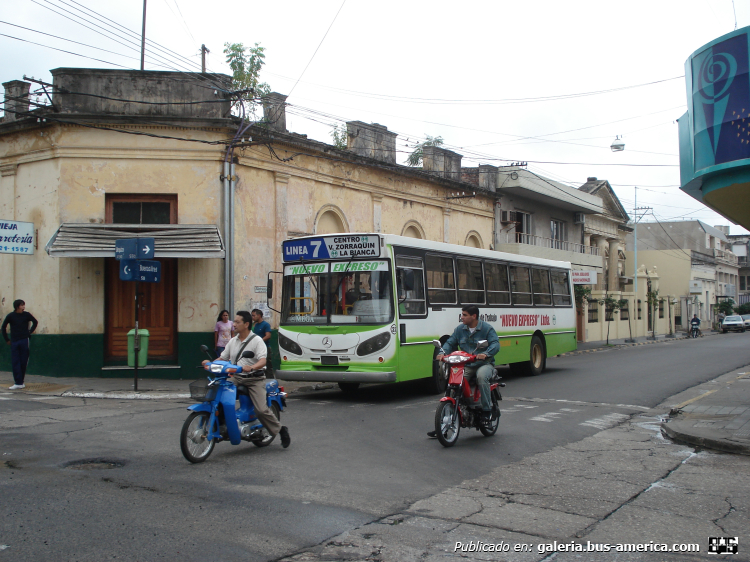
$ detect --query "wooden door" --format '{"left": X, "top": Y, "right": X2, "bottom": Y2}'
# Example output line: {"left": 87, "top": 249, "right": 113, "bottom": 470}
{"left": 105, "top": 258, "right": 177, "bottom": 360}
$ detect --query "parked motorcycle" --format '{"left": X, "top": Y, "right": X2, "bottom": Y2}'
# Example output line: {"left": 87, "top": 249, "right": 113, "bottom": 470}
{"left": 180, "top": 345, "right": 287, "bottom": 463}
{"left": 432, "top": 339, "right": 504, "bottom": 448}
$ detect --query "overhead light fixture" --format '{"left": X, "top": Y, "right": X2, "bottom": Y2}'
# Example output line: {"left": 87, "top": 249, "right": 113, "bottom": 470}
{"left": 610, "top": 135, "right": 625, "bottom": 152}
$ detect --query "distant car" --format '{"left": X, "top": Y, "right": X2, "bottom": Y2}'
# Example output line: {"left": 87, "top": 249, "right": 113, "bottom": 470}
{"left": 743, "top": 314, "right": 750, "bottom": 329}
{"left": 721, "top": 315, "right": 745, "bottom": 333}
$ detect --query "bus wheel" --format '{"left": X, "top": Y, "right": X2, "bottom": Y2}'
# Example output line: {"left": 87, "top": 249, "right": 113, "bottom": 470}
{"left": 338, "top": 382, "right": 360, "bottom": 393}
{"left": 426, "top": 359, "right": 448, "bottom": 394}
{"left": 525, "top": 335, "right": 545, "bottom": 376}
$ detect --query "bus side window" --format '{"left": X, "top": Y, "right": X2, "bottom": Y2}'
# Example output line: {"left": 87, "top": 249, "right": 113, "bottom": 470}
{"left": 396, "top": 255, "right": 426, "bottom": 315}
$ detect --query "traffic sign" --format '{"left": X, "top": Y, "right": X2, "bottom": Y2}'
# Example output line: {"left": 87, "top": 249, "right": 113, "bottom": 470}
{"left": 119, "top": 259, "right": 136, "bottom": 281}
{"left": 116, "top": 237, "right": 155, "bottom": 260}
{"left": 135, "top": 260, "right": 161, "bottom": 283}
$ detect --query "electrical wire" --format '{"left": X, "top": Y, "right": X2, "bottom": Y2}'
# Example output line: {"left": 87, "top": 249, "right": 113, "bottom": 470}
{"left": 0, "top": 32, "right": 131, "bottom": 68}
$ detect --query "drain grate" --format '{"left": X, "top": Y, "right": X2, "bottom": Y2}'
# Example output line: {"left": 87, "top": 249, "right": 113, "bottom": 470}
{"left": 63, "top": 458, "right": 126, "bottom": 470}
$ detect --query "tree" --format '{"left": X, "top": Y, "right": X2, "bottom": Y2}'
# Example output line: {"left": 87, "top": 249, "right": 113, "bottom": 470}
{"left": 717, "top": 298, "right": 735, "bottom": 316}
{"left": 330, "top": 124, "right": 347, "bottom": 149}
{"left": 599, "top": 294, "right": 627, "bottom": 345}
{"left": 736, "top": 302, "right": 750, "bottom": 315}
{"left": 406, "top": 135, "right": 444, "bottom": 167}
{"left": 223, "top": 42, "right": 271, "bottom": 118}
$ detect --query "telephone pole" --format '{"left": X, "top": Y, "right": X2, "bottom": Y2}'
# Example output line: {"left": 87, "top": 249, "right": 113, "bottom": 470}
{"left": 632, "top": 185, "right": 652, "bottom": 341}
{"left": 140, "top": 0, "right": 147, "bottom": 70}
{"left": 201, "top": 44, "right": 210, "bottom": 73}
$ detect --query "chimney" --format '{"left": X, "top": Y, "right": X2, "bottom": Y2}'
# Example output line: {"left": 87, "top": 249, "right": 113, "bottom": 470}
{"left": 478, "top": 164, "right": 498, "bottom": 191}
{"left": 423, "top": 146, "right": 462, "bottom": 180}
{"left": 587, "top": 177, "right": 598, "bottom": 182}
{"left": 262, "top": 92, "right": 288, "bottom": 132}
{"left": 2, "top": 80, "right": 31, "bottom": 122}
{"left": 346, "top": 121, "right": 397, "bottom": 164}
{"left": 714, "top": 225, "right": 730, "bottom": 236}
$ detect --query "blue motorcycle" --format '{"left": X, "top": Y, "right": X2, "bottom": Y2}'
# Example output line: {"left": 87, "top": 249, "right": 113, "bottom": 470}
{"left": 180, "top": 345, "right": 287, "bottom": 463}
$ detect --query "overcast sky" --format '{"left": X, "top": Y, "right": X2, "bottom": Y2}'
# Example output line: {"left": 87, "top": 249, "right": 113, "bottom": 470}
{"left": 3, "top": 0, "right": 749, "bottom": 235}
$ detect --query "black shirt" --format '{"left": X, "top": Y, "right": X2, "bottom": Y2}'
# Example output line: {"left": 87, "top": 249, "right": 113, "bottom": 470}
{"left": 2, "top": 311, "right": 39, "bottom": 342}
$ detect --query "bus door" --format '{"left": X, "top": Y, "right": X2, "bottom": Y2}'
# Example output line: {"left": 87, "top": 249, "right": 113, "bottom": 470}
{"left": 395, "top": 255, "right": 432, "bottom": 381}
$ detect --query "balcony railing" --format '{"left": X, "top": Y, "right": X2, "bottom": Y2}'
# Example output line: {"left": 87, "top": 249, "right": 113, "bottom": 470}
{"left": 515, "top": 232, "right": 600, "bottom": 256}
{"left": 713, "top": 248, "right": 739, "bottom": 266}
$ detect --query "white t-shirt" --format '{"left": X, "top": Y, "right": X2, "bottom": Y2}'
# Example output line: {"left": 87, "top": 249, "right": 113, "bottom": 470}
{"left": 220, "top": 332, "right": 267, "bottom": 371}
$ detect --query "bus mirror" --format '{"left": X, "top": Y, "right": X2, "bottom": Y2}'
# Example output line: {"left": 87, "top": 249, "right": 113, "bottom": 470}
{"left": 432, "top": 340, "right": 442, "bottom": 348}
{"left": 267, "top": 279, "right": 273, "bottom": 299}
{"left": 400, "top": 269, "right": 415, "bottom": 291}
{"left": 476, "top": 340, "right": 489, "bottom": 350}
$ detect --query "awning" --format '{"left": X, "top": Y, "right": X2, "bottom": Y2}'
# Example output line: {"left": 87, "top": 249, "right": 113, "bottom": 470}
{"left": 45, "top": 224, "right": 225, "bottom": 258}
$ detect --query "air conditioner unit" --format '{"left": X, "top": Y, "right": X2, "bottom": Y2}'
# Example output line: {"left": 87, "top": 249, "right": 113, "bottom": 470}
{"left": 501, "top": 211, "right": 519, "bottom": 223}
{"left": 574, "top": 213, "right": 585, "bottom": 225}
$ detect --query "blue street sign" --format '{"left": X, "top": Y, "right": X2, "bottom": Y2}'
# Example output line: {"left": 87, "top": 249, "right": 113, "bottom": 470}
{"left": 119, "top": 259, "right": 136, "bottom": 281}
{"left": 115, "top": 238, "right": 155, "bottom": 260}
{"left": 138, "top": 237, "right": 155, "bottom": 259}
{"left": 135, "top": 260, "right": 161, "bottom": 283}
{"left": 115, "top": 239, "right": 138, "bottom": 261}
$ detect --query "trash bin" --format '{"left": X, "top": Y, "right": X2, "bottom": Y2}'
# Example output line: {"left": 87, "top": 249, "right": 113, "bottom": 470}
{"left": 127, "top": 328, "right": 150, "bottom": 367}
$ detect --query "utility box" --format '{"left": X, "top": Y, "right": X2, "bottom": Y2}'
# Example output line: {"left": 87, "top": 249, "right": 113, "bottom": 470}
{"left": 127, "top": 329, "right": 150, "bottom": 367}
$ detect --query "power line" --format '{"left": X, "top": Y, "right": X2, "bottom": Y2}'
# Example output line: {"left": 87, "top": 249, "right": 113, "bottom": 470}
{"left": 287, "top": 0, "right": 347, "bottom": 98}
{"left": 0, "top": 32, "right": 131, "bottom": 67}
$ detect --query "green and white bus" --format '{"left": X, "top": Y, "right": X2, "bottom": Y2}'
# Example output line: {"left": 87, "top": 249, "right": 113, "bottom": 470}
{"left": 274, "top": 233, "right": 576, "bottom": 392}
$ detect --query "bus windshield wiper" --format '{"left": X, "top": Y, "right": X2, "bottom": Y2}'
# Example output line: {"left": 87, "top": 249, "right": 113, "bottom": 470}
{"left": 297, "top": 257, "right": 319, "bottom": 294}
{"left": 332, "top": 253, "right": 358, "bottom": 295}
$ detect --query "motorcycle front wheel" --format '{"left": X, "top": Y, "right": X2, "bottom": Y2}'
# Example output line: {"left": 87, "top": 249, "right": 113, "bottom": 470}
{"left": 435, "top": 401, "right": 460, "bottom": 447}
{"left": 180, "top": 412, "right": 215, "bottom": 463}
{"left": 251, "top": 402, "right": 281, "bottom": 447}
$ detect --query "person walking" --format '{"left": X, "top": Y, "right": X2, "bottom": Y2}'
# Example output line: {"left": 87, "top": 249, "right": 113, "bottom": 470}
{"left": 2, "top": 299, "right": 39, "bottom": 390}
{"left": 214, "top": 309, "right": 234, "bottom": 357}
{"left": 251, "top": 308, "right": 273, "bottom": 377}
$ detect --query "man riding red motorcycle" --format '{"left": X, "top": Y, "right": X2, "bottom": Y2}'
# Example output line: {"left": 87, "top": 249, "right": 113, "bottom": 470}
{"left": 427, "top": 305, "right": 500, "bottom": 439}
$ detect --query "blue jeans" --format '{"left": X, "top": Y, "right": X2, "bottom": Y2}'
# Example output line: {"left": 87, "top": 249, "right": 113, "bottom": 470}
{"left": 11, "top": 339, "right": 30, "bottom": 385}
{"left": 464, "top": 363, "right": 494, "bottom": 412}
{"left": 215, "top": 346, "right": 225, "bottom": 358}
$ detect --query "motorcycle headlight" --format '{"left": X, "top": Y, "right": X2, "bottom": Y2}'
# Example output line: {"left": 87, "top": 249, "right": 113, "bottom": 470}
{"left": 447, "top": 356, "right": 464, "bottom": 364}
{"left": 278, "top": 333, "right": 302, "bottom": 355}
{"left": 356, "top": 331, "right": 391, "bottom": 357}
{"left": 210, "top": 364, "right": 223, "bottom": 373}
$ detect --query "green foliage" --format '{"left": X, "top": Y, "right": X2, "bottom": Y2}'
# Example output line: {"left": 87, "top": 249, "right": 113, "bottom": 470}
{"left": 645, "top": 289, "right": 660, "bottom": 308}
{"left": 223, "top": 42, "right": 271, "bottom": 116}
{"left": 406, "top": 135, "right": 444, "bottom": 167}
{"left": 717, "top": 298, "right": 735, "bottom": 316}
{"left": 330, "top": 124, "right": 347, "bottom": 150}
{"left": 736, "top": 302, "right": 750, "bottom": 315}
{"left": 574, "top": 285, "right": 592, "bottom": 307}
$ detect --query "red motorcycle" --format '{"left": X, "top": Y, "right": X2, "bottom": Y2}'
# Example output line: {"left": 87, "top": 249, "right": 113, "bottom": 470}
{"left": 432, "top": 339, "right": 504, "bottom": 447}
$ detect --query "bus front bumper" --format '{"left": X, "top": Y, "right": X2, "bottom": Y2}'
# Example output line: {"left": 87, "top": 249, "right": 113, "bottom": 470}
{"left": 275, "top": 370, "right": 397, "bottom": 383}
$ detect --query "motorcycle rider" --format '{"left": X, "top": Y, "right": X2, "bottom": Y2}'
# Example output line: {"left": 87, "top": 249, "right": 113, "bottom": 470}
{"left": 427, "top": 305, "right": 500, "bottom": 438}
{"left": 202, "top": 310, "right": 290, "bottom": 448}
{"left": 690, "top": 314, "right": 701, "bottom": 337}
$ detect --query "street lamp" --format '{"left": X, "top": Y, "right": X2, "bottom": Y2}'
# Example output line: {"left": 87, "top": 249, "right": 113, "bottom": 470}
{"left": 610, "top": 136, "right": 625, "bottom": 152}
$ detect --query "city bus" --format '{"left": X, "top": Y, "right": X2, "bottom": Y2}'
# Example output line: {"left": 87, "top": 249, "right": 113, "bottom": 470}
{"left": 273, "top": 233, "right": 576, "bottom": 393}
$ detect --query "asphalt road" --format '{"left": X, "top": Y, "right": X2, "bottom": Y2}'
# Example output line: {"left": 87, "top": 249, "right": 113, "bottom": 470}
{"left": 2, "top": 333, "right": 749, "bottom": 561}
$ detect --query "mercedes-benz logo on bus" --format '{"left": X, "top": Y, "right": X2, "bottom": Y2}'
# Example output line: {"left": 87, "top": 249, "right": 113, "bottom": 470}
{"left": 322, "top": 337, "right": 332, "bottom": 348}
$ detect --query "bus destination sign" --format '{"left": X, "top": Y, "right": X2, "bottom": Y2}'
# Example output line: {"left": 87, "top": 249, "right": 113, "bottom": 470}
{"left": 283, "top": 235, "right": 380, "bottom": 262}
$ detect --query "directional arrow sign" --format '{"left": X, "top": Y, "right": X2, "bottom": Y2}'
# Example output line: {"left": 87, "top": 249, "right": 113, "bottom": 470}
{"left": 115, "top": 239, "right": 138, "bottom": 261}
{"left": 136, "top": 260, "right": 161, "bottom": 283}
{"left": 119, "top": 259, "right": 136, "bottom": 281}
{"left": 138, "top": 237, "right": 155, "bottom": 259}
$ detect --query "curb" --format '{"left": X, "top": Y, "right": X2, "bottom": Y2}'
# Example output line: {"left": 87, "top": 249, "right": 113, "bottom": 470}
{"left": 661, "top": 423, "right": 750, "bottom": 456}
{"left": 557, "top": 332, "right": 719, "bottom": 357}
{"left": 60, "top": 391, "right": 191, "bottom": 400}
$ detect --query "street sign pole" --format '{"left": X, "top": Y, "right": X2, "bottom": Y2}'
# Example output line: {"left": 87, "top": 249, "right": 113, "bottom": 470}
{"left": 134, "top": 278, "right": 139, "bottom": 391}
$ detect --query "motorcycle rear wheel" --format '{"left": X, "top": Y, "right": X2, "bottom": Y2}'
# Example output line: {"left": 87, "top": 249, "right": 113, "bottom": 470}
{"left": 180, "top": 412, "right": 215, "bottom": 463}
{"left": 480, "top": 395, "right": 500, "bottom": 437}
{"left": 251, "top": 402, "right": 281, "bottom": 447}
{"left": 435, "top": 401, "right": 460, "bottom": 447}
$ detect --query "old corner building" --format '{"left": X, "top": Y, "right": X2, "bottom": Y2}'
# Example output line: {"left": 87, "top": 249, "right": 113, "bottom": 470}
{"left": 1, "top": 68, "right": 499, "bottom": 378}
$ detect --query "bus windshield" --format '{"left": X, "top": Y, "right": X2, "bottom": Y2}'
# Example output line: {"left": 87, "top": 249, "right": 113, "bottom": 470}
{"left": 281, "top": 260, "right": 393, "bottom": 325}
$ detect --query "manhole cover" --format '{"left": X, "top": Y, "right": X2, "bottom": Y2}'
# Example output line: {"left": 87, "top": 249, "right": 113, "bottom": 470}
{"left": 63, "top": 458, "right": 126, "bottom": 470}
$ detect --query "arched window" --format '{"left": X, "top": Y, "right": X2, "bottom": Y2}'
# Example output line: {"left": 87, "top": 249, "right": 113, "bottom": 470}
{"left": 315, "top": 205, "right": 348, "bottom": 234}
{"left": 465, "top": 231, "right": 483, "bottom": 249}
{"left": 401, "top": 220, "right": 425, "bottom": 239}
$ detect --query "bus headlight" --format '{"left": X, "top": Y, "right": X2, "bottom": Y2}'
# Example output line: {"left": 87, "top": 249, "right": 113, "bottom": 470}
{"left": 356, "top": 332, "right": 391, "bottom": 356}
{"left": 278, "top": 333, "right": 302, "bottom": 355}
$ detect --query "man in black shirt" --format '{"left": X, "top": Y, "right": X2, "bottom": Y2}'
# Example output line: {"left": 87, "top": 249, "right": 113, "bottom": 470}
{"left": 2, "top": 299, "right": 39, "bottom": 389}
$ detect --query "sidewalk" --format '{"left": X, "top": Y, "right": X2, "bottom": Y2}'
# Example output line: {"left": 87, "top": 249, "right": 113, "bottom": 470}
{"left": 563, "top": 329, "right": 718, "bottom": 356}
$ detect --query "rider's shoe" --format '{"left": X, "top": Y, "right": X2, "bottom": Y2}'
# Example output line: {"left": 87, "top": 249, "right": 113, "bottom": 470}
{"left": 427, "top": 430, "right": 437, "bottom": 438}
{"left": 279, "top": 426, "right": 291, "bottom": 448}
{"left": 481, "top": 410, "right": 493, "bottom": 424}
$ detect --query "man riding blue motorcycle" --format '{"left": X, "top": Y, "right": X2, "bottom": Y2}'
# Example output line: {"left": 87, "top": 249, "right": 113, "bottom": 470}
{"left": 202, "top": 310, "right": 290, "bottom": 449}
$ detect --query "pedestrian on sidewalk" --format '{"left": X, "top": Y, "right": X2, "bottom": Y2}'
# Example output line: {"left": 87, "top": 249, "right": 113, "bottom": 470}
{"left": 251, "top": 308, "right": 273, "bottom": 377}
{"left": 214, "top": 309, "right": 234, "bottom": 357}
{"left": 2, "top": 299, "right": 39, "bottom": 390}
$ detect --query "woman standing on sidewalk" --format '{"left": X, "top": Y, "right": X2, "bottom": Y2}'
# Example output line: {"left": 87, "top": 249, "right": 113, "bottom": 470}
{"left": 2, "top": 299, "right": 38, "bottom": 390}
{"left": 214, "top": 309, "right": 234, "bottom": 357}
